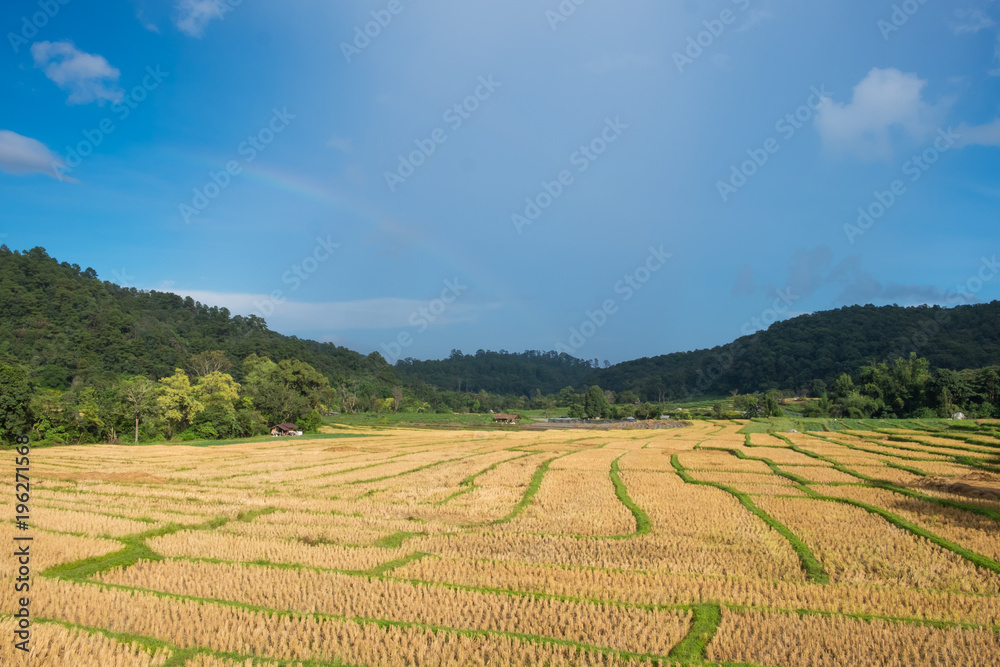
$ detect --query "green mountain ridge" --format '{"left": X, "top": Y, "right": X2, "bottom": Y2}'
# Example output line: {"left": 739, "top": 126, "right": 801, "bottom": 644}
{"left": 3, "top": 246, "right": 999, "bottom": 403}
{"left": 0, "top": 246, "right": 397, "bottom": 390}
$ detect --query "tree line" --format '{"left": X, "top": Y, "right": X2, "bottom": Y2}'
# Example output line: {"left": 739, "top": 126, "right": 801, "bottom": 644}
{"left": 3, "top": 247, "right": 1000, "bottom": 445}
{"left": 0, "top": 351, "right": 334, "bottom": 444}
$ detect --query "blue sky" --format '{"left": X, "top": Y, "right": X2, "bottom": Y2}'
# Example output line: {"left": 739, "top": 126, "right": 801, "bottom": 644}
{"left": 2, "top": 0, "right": 1000, "bottom": 365}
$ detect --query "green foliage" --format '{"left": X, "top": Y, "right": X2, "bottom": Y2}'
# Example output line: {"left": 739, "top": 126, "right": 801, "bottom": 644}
{"left": 396, "top": 351, "right": 598, "bottom": 397}
{"left": 635, "top": 402, "right": 660, "bottom": 420}
{"left": 156, "top": 368, "right": 203, "bottom": 437}
{"left": 242, "top": 355, "right": 333, "bottom": 426}
{"left": 0, "top": 362, "right": 32, "bottom": 442}
{"left": 0, "top": 246, "right": 395, "bottom": 393}
{"left": 582, "top": 385, "right": 610, "bottom": 419}
{"left": 7, "top": 248, "right": 1000, "bottom": 441}
{"left": 820, "top": 353, "right": 1000, "bottom": 419}
{"left": 298, "top": 410, "right": 323, "bottom": 433}
{"left": 589, "top": 302, "right": 1000, "bottom": 400}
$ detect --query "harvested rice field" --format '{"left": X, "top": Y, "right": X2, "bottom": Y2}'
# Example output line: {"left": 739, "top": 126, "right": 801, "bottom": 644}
{"left": 4, "top": 421, "right": 1000, "bottom": 665}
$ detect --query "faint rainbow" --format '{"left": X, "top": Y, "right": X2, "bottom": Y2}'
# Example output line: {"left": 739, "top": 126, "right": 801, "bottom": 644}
{"left": 181, "top": 157, "right": 522, "bottom": 339}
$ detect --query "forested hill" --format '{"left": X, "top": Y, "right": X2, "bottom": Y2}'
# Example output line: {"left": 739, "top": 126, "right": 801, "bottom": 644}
{"left": 391, "top": 304, "right": 1000, "bottom": 400}
{"left": 4, "top": 246, "right": 1000, "bottom": 403}
{"left": 585, "top": 302, "right": 1000, "bottom": 399}
{"left": 0, "top": 246, "right": 396, "bottom": 389}
{"left": 394, "top": 350, "right": 596, "bottom": 396}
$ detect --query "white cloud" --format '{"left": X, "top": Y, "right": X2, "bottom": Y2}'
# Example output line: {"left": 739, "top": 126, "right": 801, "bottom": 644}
{"left": 737, "top": 7, "right": 773, "bottom": 33}
{"left": 31, "top": 41, "right": 122, "bottom": 106}
{"left": 0, "top": 130, "right": 72, "bottom": 181}
{"left": 992, "top": 32, "right": 1000, "bottom": 75}
{"left": 955, "top": 118, "right": 1000, "bottom": 146}
{"left": 950, "top": 5, "right": 1000, "bottom": 75}
{"left": 174, "top": 0, "right": 232, "bottom": 38}
{"left": 814, "top": 68, "right": 945, "bottom": 160}
{"left": 952, "top": 8, "right": 996, "bottom": 34}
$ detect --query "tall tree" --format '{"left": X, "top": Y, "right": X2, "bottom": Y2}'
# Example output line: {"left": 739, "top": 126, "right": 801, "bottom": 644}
{"left": 118, "top": 376, "right": 159, "bottom": 444}
{"left": 583, "top": 385, "right": 609, "bottom": 419}
{"left": 194, "top": 372, "right": 241, "bottom": 411}
{"left": 187, "top": 350, "right": 232, "bottom": 377}
{"left": 156, "top": 369, "right": 203, "bottom": 438}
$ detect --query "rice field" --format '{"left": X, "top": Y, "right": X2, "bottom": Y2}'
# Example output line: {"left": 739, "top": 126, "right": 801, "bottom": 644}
{"left": 3, "top": 421, "right": 999, "bottom": 666}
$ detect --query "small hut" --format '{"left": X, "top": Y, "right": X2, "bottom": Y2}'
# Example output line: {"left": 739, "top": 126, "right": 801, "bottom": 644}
{"left": 492, "top": 413, "right": 520, "bottom": 424}
{"left": 271, "top": 423, "right": 300, "bottom": 436}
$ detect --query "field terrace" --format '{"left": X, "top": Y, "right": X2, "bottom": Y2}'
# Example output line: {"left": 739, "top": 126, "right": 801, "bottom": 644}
{"left": 3, "top": 420, "right": 999, "bottom": 666}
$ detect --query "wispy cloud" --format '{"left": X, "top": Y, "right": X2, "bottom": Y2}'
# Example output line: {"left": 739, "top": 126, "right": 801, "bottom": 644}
{"left": 31, "top": 41, "right": 122, "bottom": 106}
{"left": 172, "top": 289, "right": 488, "bottom": 331}
{"left": 174, "top": 0, "right": 231, "bottom": 38}
{"left": 831, "top": 256, "right": 974, "bottom": 306}
{"left": 737, "top": 5, "right": 773, "bottom": 33}
{"left": 0, "top": 130, "right": 73, "bottom": 181}
{"left": 952, "top": 8, "right": 996, "bottom": 34}
{"left": 764, "top": 245, "right": 974, "bottom": 307}
{"left": 950, "top": 4, "right": 1000, "bottom": 75}
{"left": 814, "top": 68, "right": 946, "bottom": 160}
{"left": 992, "top": 32, "right": 1000, "bottom": 76}
{"left": 955, "top": 117, "right": 1000, "bottom": 146}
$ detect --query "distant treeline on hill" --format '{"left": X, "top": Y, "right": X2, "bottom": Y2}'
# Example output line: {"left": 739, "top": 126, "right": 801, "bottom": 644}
{"left": 587, "top": 301, "right": 1000, "bottom": 400}
{"left": 2, "top": 246, "right": 1000, "bottom": 444}
{"left": 398, "top": 303, "right": 1000, "bottom": 400}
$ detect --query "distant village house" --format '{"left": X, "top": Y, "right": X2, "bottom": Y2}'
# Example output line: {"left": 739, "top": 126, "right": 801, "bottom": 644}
{"left": 492, "top": 413, "right": 520, "bottom": 424}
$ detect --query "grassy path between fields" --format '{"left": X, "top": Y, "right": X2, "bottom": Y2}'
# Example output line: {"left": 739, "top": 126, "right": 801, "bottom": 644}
{"left": 670, "top": 454, "right": 829, "bottom": 584}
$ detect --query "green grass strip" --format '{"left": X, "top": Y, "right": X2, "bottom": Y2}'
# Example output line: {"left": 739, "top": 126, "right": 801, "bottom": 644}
{"left": 372, "top": 531, "right": 422, "bottom": 549}
{"left": 883, "top": 460, "right": 932, "bottom": 477}
{"left": 718, "top": 603, "right": 1000, "bottom": 633}
{"left": 155, "top": 648, "right": 203, "bottom": 667}
{"left": 46, "top": 577, "right": 674, "bottom": 665}
{"left": 700, "top": 447, "right": 811, "bottom": 485}
{"left": 866, "top": 479, "right": 1000, "bottom": 522}
{"left": 953, "top": 454, "right": 1000, "bottom": 475}
{"left": 29, "top": 616, "right": 371, "bottom": 667}
{"left": 815, "top": 434, "right": 939, "bottom": 461}
{"left": 885, "top": 434, "right": 997, "bottom": 455}
{"left": 346, "top": 454, "right": 475, "bottom": 485}
{"left": 609, "top": 454, "right": 651, "bottom": 537}
{"left": 670, "top": 455, "right": 829, "bottom": 584}
{"left": 489, "top": 454, "right": 566, "bottom": 525}
{"left": 784, "top": 435, "right": 1000, "bottom": 522}
{"left": 41, "top": 522, "right": 193, "bottom": 580}
{"left": 434, "top": 451, "right": 534, "bottom": 505}
{"left": 160, "top": 551, "right": 697, "bottom": 618}
{"left": 802, "top": 488, "right": 1000, "bottom": 575}
{"left": 42, "top": 512, "right": 238, "bottom": 581}
{"left": 235, "top": 507, "right": 279, "bottom": 523}
{"left": 667, "top": 603, "right": 721, "bottom": 663}
{"left": 368, "top": 551, "right": 429, "bottom": 576}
